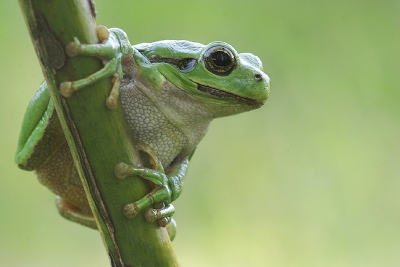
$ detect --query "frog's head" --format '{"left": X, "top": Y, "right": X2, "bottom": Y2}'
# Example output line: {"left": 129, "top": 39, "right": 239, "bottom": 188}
{"left": 139, "top": 40, "right": 270, "bottom": 117}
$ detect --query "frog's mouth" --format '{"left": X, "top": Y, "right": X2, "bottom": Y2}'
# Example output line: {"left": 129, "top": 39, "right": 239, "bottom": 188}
{"left": 196, "top": 83, "right": 263, "bottom": 107}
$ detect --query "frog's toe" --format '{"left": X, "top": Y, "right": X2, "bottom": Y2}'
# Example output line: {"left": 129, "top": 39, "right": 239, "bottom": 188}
{"left": 65, "top": 38, "right": 82, "bottom": 57}
{"left": 145, "top": 204, "right": 175, "bottom": 224}
{"left": 123, "top": 186, "right": 172, "bottom": 219}
{"left": 59, "top": 81, "right": 74, "bottom": 97}
{"left": 96, "top": 25, "right": 110, "bottom": 42}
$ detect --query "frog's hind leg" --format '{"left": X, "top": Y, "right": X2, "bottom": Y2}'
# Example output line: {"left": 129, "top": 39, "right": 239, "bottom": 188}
{"left": 36, "top": 142, "right": 96, "bottom": 229}
{"left": 55, "top": 196, "right": 97, "bottom": 229}
{"left": 15, "top": 82, "right": 64, "bottom": 171}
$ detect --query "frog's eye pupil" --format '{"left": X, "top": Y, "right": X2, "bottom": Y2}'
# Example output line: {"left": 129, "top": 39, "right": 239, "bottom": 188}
{"left": 204, "top": 46, "right": 236, "bottom": 76}
{"left": 212, "top": 51, "right": 232, "bottom": 67}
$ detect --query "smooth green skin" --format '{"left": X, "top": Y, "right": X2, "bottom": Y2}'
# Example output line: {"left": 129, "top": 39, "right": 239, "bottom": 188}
{"left": 136, "top": 41, "right": 268, "bottom": 99}
{"left": 15, "top": 27, "right": 269, "bottom": 236}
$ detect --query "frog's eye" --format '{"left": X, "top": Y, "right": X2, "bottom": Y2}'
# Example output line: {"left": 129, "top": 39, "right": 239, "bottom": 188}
{"left": 204, "top": 46, "right": 236, "bottom": 76}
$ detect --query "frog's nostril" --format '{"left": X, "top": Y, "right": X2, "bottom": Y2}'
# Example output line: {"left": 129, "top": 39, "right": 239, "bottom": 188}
{"left": 255, "top": 73, "right": 263, "bottom": 81}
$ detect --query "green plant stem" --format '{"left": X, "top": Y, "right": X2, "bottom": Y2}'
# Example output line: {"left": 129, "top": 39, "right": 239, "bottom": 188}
{"left": 18, "top": 0, "right": 178, "bottom": 266}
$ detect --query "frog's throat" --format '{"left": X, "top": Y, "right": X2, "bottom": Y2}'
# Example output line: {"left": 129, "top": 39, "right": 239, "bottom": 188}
{"left": 196, "top": 83, "right": 263, "bottom": 107}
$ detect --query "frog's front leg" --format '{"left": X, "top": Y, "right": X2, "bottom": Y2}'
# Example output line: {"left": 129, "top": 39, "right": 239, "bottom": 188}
{"left": 115, "top": 153, "right": 188, "bottom": 238}
{"left": 60, "top": 26, "right": 133, "bottom": 109}
{"left": 115, "top": 163, "right": 175, "bottom": 222}
{"left": 144, "top": 158, "right": 188, "bottom": 230}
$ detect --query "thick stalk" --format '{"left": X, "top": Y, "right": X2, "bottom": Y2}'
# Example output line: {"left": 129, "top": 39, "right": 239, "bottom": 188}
{"left": 18, "top": 0, "right": 178, "bottom": 266}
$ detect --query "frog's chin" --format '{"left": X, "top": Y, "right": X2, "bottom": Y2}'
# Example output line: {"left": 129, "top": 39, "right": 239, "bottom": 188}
{"left": 196, "top": 83, "right": 264, "bottom": 108}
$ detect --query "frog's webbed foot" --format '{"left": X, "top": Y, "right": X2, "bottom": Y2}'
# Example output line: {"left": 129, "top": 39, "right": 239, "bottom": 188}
{"left": 60, "top": 26, "right": 133, "bottom": 109}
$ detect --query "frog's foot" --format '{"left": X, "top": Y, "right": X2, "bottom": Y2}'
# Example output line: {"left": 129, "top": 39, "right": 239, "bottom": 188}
{"left": 134, "top": 202, "right": 177, "bottom": 241}
{"left": 145, "top": 202, "right": 175, "bottom": 226}
{"left": 60, "top": 26, "right": 132, "bottom": 109}
{"left": 122, "top": 185, "right": 174, "bottom": 221}
{"left": 55, "top": 196, "right": 97, "bottom": 229}
{"left": 115, "top": 162, "right": 175, "bottom": 227}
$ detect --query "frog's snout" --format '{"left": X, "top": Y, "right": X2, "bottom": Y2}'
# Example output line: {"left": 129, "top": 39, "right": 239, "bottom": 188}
{"left": 255, "top": 73, "right": 263, "bottom": 81}
{"left": 257, "top": 72, "right": 270, "bottom": 101}
{"left": 255, "top": 72, "right": 270, "bottom": 92}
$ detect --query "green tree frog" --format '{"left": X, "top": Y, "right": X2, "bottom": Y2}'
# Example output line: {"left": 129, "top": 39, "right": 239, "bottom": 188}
{"left": 15, "top": 26, "right": 270, "bottom": 237}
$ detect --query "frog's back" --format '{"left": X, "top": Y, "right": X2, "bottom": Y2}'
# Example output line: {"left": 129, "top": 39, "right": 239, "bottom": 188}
{"left": 15, "top": 81, "right": 66, "bottom": 171}
{"left": 134, "top": 40, "right": 204, "bottom": 60}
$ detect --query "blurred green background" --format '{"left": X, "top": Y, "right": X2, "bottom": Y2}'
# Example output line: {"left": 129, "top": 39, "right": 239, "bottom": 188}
{"left": 1, "top": 0, "right": 399, "bottom": 266}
